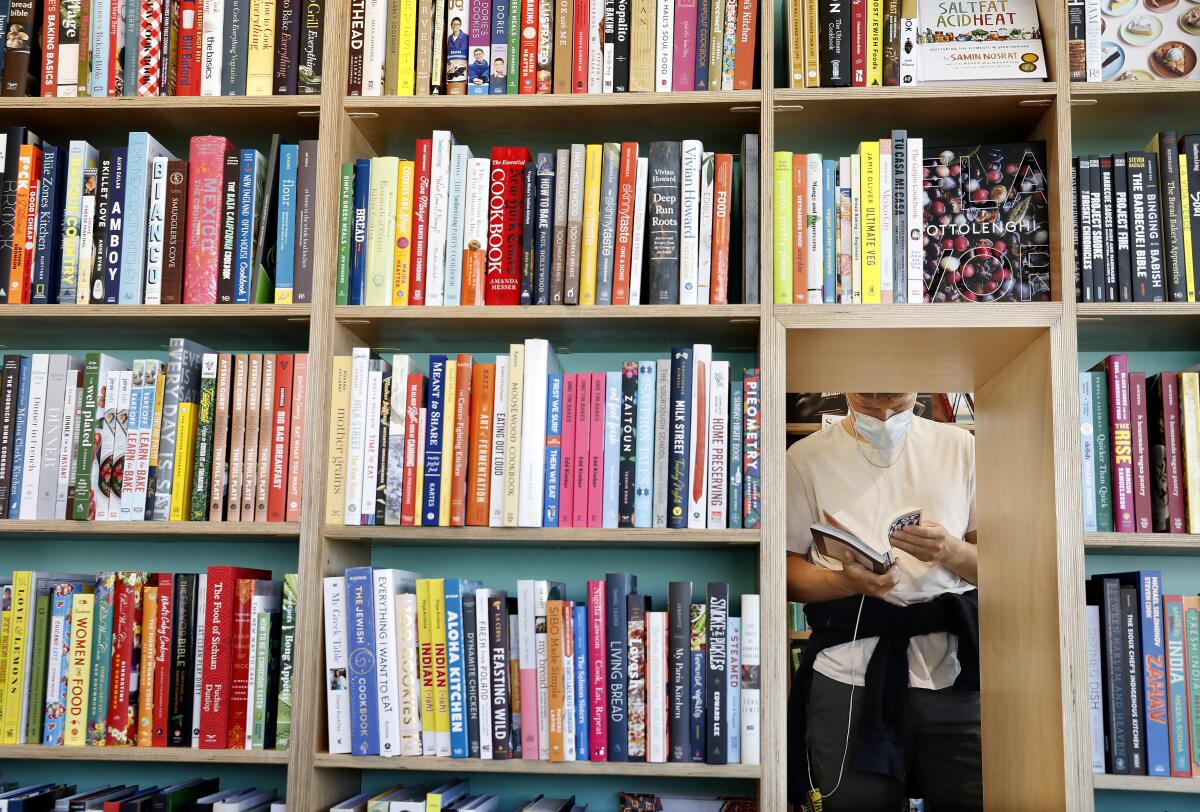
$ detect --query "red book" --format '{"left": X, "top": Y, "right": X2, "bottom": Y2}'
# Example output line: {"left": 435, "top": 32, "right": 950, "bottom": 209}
{"left": 449, "top": 353, "right": 473, "bottom": 526}
{"left": 410, "top": 138, "right": 432, "bottom": 306}
{"left": 183, "top": 136, "right": 234, "bottom": 304}
{"left": 519, "top": 0, "right": 538, "bottom": 93}
{"left": 485, "top": 147, "right": 532, "bottom": 304}
{"left": 198, "top": 565, "right": 270, "bottom": 748}
{"left": 572, "top": 372, "right": 590, "bottom": 528}
{"left": 1129, "top": 371, "right": 1153, "bottom": 533}
{"left": 851, "top": 0, "right": 866, "bottom": 86}
{"left": 1152, "top": 372, "right": 1186, "bottom": 533}
{"left": 792, "top": 154, "right": 807, "bottom": 304}
{"left": 587, "top": 579, "right": 607, "bottom": 760}
{"left": 732, "top": 0, "right": 758, "bottom": 90}
{"left": 710, "top": 153, "right": 733, "bottom": 304}
{"left": 611, "top": 143, "right": 637, "bottom": 306}
{"left": 107, "top": 0, "right": 122, "bottom": 94}
{"left": 105, "top": 572, "right": 147, "bottom": 746}
{"left": 1101, "top": 354, "right": 1136, "bottom": 533}
{"left": 559, "top": 373, "right": 576, "bottom": 528}
{"left": 151, "top": 573, "right": 174, "bottom": 747}
{"left": 226, "top": 578, "right": 256, "bottom": 749}
{"left": 400, "top": 373, "right": 426, "bottom": 525}
{"left": 571, "top": 0, "right": 588, "bottom": 92}
{"left": 41, "top": 0, "right": 58, "bottom": 96}
{"left": 175, "top": 0, "right": 201, "bottom": 95}
{"left": 587, "top": 371, "right": 604, "bottom": 528}
{"left": 466, "top": 362, "right": 495, "bottom": 526}
{"left": 286, "top": 354, "right": 308, "bottom": 523}
{"left": 268, "top": 354, "right": 294, "bottom": 522}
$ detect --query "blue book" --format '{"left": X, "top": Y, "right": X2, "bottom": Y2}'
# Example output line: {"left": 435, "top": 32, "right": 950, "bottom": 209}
{"left": 8, "top": 357, "right": 30, "bottom": 517}
{"left": 667, "top": 348, "right": 693, "bottom": 529}
{"left": 605, "top": 571, "right": 636, "bottom": 761}
{"left": 0, "top": 0, "right": 9, "bottom": 78}
{"left": 727, "top": 615, "right": 741, "bottom": 763}
{"left": 42, "top": 583, "right": 85, "bottom": 745}
{"left": 694, "top": 0, "right": 710, "bottom": 91}
{"left": 349, "top": 158, "right": 371, "bottom": 306}
{"left": 572, "top": 603, "right": 589, "bottom": 759}
{"left": 728, "top": 386, "right": 744, "bottom": 531}
{"left": 233, "top": 149, "right": 262, "bottom": 304}
{"left": 421, "top": 356, "right": 448, "bottom": 526}
{"left": 633, "top": 361, "right": 655, "bottom": 528}
{"left": 1114, "top": 571, "right": 1170, "bottom": 776}
{"left": 543, "top": 374, "right": 563, "bottom": 527}
{"left": 100, "top": 147, "right": 127, "bottom": 304}
{"left": 444, "top": 578, "right": 470, "bottom": 758}
{"left": 344, "top": 566, "right": 380, "bottom": 755}
{"left": 119, "top": 133, "right": 165, "bottom": 304}
{"left": 88, "top": 0, "right": 109, "bottom": 95}
{"left": 601, "top": 370, "right": 620, "bottom": 529}
{"left": 489, "top": 0, "right": 508, "bottom": 94}
{"left": 30, "top": 144, "right": 62, "bottom": 305}
{"left": 690, "top": 602, "right": 706, "bottom": 761}
{"left": 274, "top": 145, "right": 299, "bottom": 304}
{"left": 822, "top": 159, "right": 838, "bottom": 303}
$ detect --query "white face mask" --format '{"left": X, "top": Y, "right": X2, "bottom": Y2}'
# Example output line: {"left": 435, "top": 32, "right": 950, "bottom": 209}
{"left": 850, "top": 407, "right": 914, "bottom": 452}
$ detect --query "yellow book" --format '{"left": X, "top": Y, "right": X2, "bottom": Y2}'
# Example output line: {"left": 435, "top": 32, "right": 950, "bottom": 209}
{"left": 429, "top": 578, "right": 450, "bottom": 755}
{"left": 788, "top": 0, "right": 804, "bottom": 87}
{"left": 579, "top": 145, "right": 603, "bottom": 306}
{"left": 135, "top": 587, "right": 158, "bottom": 747}
{"left": 1183, "top": 373, "right": 1200, "bottom": 533}
{"left": 393, "top": 161, "right": 416, "bottom": 305}
{"left": 1, "top": 572, "right": 31, "bottom": 743}
{"left": 0, "top": 609, "right": 9, "bottom": 735}
{"left": 395, "top": 0, "right": 418, "bottom": 95}
{"left": 859, "top": 141, "right": 881, "bottom": 303}
{"left": 416, "top": 579, "right": 435, "bottom": 754}
{"left": 169, "top": 403, "right": 198, "bottom": 521}
{"left": 804, "top": 0, "right": 819, "bottom": 87}
{"left": 1182, "top": 153, "right": 1196, "bottom": 303}
{"left": 773, "top": 152, "right": 794, "bottom": 304}
{"left": 866, "top": 0, "right": 883, "bottom": 86}
{"left": 502, "top": 343, "right": 524, "bottom": 527}
{"left": 439, "top": 360, "right": 457, "bottom": 526}
{"left": 326, "top": 356, "right": 353, "bottom": 524}
{"left": 64, "top": 593, "right": 93, "bottom": 747}
{"left": 245, "top": 0, "right": 278, "bottom": 95}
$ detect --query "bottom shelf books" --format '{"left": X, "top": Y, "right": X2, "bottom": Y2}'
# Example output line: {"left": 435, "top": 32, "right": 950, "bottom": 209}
{"left": 0, "top": 780, "right": 283, "bottom": 810}
{"left": 331, "top": 788, "right": 757, "bottom": 811}
{"left": 323, "top": 569, "right": 761, "bottom": 766}
{"left": 0, "top": 568, "right": 297, "bottom": 751}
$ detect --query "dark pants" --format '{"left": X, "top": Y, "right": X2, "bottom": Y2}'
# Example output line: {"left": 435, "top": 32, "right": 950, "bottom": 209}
{"left": 800, "top": 673, "right": 983, "bottom": 812}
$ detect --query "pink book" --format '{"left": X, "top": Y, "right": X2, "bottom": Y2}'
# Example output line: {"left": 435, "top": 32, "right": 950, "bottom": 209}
{"left": 559, "top": 373, "right": 576, "bottom": 528}
{"left": 572, "top": 373, "right": 591, "bottom": 528}
{"left": 671, "top": 0, "right": 698, "bottom": 91}
{"left": 587, "top": 372, "right": 605, "bottom": 527}
{"left": 1103, "top": 354, "right": 1136, "bottom": 533}
{"left": 183, "top": 136, "right": 234, "bottom": 304}
{"left": 587, "top": 579, "right": 608, "bottom": 760}
{"left": 518, "top": 581, "right": 541, "bottom": 760}
{"left": 1129, "top": 372, "right": 1153, "bottom": 533}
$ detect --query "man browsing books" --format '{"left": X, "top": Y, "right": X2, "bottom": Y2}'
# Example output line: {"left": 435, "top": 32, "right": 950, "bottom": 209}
{"left": 785, "top": 392, "right": 980, "bottom": 812}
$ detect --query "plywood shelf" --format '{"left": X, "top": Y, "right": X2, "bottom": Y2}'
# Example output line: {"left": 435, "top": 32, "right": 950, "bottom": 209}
{"left": 313, "top": 752, "right": 760, "bottom": 778}
{"left": 1084, "top": 533, "right": 1200, "bottom": 555}
{"left": 789, "top": 630, "right": 810, "bottom": 641}
{"left": 1076, "top": 303, "right": 1200, "bottom": 352}
{"left": 0, "top": 520, "right": 301, "bottom": 541}
{"left": 0, "top": 744, "right": 289, "bottom": 764}
{"left": 324, "top": 525, "right": 760, "bottom": 548}
{"left": 1093, "top": 774, "right": 1200, "bottom": 794}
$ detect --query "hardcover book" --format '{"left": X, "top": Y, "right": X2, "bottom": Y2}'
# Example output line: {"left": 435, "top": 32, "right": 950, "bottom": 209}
{"left": 916, "top": 0, "right": 1047, "bottom": 80}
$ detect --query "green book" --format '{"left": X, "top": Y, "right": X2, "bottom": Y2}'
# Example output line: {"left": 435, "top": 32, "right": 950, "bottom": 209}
{"left": 23, "top": 594, "right": 49, "bottom": 744}
{"left": 336, "top": 163, "right": 354, "bottom": 306}
{"left": 506, "top": 0, "right": 520, "bottom": 95}
{"left": 274, "top": 572, "right": 297, "bottom": 750}
{"left": 1091, "top": 371, "right": 1114, "bottom": 532}
{"left": 70, "top": 354, "right": 101, "bottom": 521}
{"left": 250, "top": 611, "right": 273, "bottom": 749}
{"left": 1185, "top": 598, "right": 1200, "bottom": 771}
{"left": 188, "top": 355, "right": 218, "bottom": 521}
{"left": 85, "top": 573, "right": 115, "bottom": 745}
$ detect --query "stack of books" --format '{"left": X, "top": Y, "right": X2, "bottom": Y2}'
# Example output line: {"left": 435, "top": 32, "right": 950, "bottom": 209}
{"left": 0, "top": 781, "right": 283, "bottom": 809}
{"left": 326, "top": 340, "right": 762, "bottom": 530}
{"left": 0, "top": 342, "right": 309, "bottom": 523}
{"left": 0, "top": 568, "right": 297, "bottom": 751}
{"left": 344, "top": 0, "right": 760, "bottom": 95}
{"left": 338, "top": 132, "right": 761, "bottom": 307}
{"left": 773, "top": 138, "right": 1051, "bottom": 304}
{"left": 0, "top": 129, "right": 318, "bottom": 306}
{"left": 323, "top": 568, "right": 761, "bottom": 764}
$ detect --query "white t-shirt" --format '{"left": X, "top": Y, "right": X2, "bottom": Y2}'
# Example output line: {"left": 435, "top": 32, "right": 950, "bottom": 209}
{"left": 787, "top": 415, "right": 976, "bottom": 690}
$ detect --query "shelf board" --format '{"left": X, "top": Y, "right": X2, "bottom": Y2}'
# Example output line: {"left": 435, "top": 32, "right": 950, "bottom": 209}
{"left": 1076, "top": 303, "right": 1200, "bottom": 352}
{"left": 313, "top": 752, "right": 760, "bottom": 778}
{"left": 0, "top": 520, "right": 301, "bottom": 541}
{"left": 325, "top": 525, "right": 759, "bottom": 548}
{"left": 1071, "top": 82, "right": 1200, "bottom": 154}
{"left": 1084, "top": 533, "right": 1200, "bottom": 555}
{"left": 1093, "top": 773, "right": 1200, "bottom": 793}
{"left": 0, "top": 304, "right": 312, "bottom": 351}
{"left": 335, "top": 304, "right": 761, "bottom": 353}
{"left": 0, "top": 743, "right": 289, "bottom": 765}
{"left": 789, "top": 630, "right": 811, "bottom": 641}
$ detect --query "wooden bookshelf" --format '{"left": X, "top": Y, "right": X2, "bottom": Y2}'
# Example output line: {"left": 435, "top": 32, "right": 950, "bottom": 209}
{"left": 324, "top": 525, "right": 760, "bottom": 548}
{"left": 1084, "top": 533, "right": 1200, "bottom": 555}
{"left": 1093, "top": 774, "right": 1200, "bottom": 794}
{"left": 0, "top": 744, "right": 289, "bottom": 765}
{"left": 0, "top": 520, "right": 301, "bottom": 541}
{"left": 314, "top": 753, "right": 760, "bottom": 778}
{"left": 1076, "top": 303, "right": 1200, "bottom": 351}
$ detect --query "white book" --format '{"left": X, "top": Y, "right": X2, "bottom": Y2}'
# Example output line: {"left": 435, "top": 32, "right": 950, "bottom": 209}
{"left": 517, "top": 338, "right": 560, "bottom": 527}
{"left": 706, "top": 360, "right": 729, "bottom": 529}
{"left": 654, "top": 0, "right": 674, "bottom": 91}
{"left": 806, "top": 153, "right": 822, "bottom": 304}
{"left": 651, "top": 357, "right": 670, "bottom": 528}
{"left": 17, "top": 354, "right": 49, "bottom": 518}
{"left": 474, "top": 587, "right": 494, "bottom": 759}
{"left": 602, "top": 14, "right": 615, "bottom": 92}
{"left": 602, "top": 371, "right": 620, "bottom": 528}
{"left": 726, "top": 614, "right": 742, "bottom": 764}
{"left": 35, "top": 355, "right": 71, "bottom": 519}
{"left": 192, "top": 573, "right": 208, "bottom": 747}
{"left": 906, "top": 137, "right": 924, "bottom": 304}
{"left": 851, "top": 154, "right": 862, "bottom": 303}
{"left": 899, "top": 13, "right": 918, "bottom": 85}
{"left": 96, "top": 369, "right": 118, "bottom": 521}
{"left": 120, "top": 133, "right": 176, "bottom": 304}
{"left": 363, "top": 0, "right": 385, "bottom": 95}
{"left": 678, "top": 140, "right": 703, "bottom": 305}
{"left": 561, "top": 602, "right": 576, "bottom": 760}
{"left": 396, "top": 591, "right": 422, "bottom": 755}
{"left": 1087, "top": 604, "right": 1105, "bottom": 772}
{"left": 245, "top": 581, "right": 282, "bottom": 750}
{"left": 214, "top": 789, "right": 277, "bottom": 812}
{"left": 443, "top": 145, "right": 472, "bottom": 306}
{"left": 77, "top": 192, "right": 96, "bottom": 305}
{"left": 488, "top": 356, "right": 510, "bottom": 528}
{"left": 647, "top": 610, "right": 667, "bottom": 763}
{"left": 119, "top": 360, "right": 145, "bottom": 519}
{"left": 143, "top": 157, "right": 170, "bottom": 304}
{"left": 110, "top": 371, "right": 131, "bottom": 521}
{"left": 740, "top": 593, "right": 760, "bottom": 765}
{"left": 373, "top": 569, "right": 419, "bottom": 756}
{"left": 385, "top": 354, "right": 411, "bottom": 526}
{"left": 1084, "top": 0, "right": 1101, "bottom": 82}
{"left": 1080, "top": 373, "right": 1097, "bottom": 533}
{"left": 360, "top": 363, "right": 388, "bottom": 521}
{"left": 55, "top": 369, "right": 81, "bottom": 520}
{"left": 324, "top": 576, "right": 353, "bottom": 754}
{"left": 687, "top": 344, "right": 712, "bottom": 528}
{"left": 516, "top": 579, "right": 538, "bottom": 753}
{"left": 344, "top": 347, "right": 371, "bottom": 524}
{"left": 534, "top": 580, "right": 551, "bottom": 759}
{"left": 133, "top": 361, "right": 162, "bottom": 520}
{"left": 425, "top": 130, "right": 455, "bottom": 307}
{"left": 463, "top": 157, "right": 490, "bottom": 304}
{"left": 879, "top": 144, "right": 893, "bottom": 303}
{"left": 200, "top": 0, "right": 224, "bottom": 95}
{"left": 587, "top": 0, "right": 604, "bottom": 93}
{"left": 697, "top": 152, "right": 715, "bottom": 306}
{"left": 366, "top": 156, "right": 400, "bottom": 306}
{"left": 628, "top": 156, "right": 648, "bottom": 305}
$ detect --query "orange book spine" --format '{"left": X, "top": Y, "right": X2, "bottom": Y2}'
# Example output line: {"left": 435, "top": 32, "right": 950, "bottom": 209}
{"left": 546, "top": 597, "right": 565, "bottom": 761}
{"left": 465, "top": 362, "right": 495, "bottom": 526}
{"left": 710, "top": 153, "right": 733, "bottom": 305}
{"left": 611, "top": 143, "right": 638, "bottom": 306}
{"left": 237, "top": 354, "right": 263, "bottom": 523}
{"left": 792, "top": 154, "right": 807, "bottom": 303}
{"left": 462, "top": 248, "right": 485, "bottom": 305}
{"left": 732, "top": 0, "right": 758, "bottom": 89}
{"left": 135, "top": 586, "right": 158, "bottom": 747}
{"left": 8, "top": 146, "right": 39, "bottom": 304}
{"left": 449, "top": 353, "right": 473, "bottom": 526}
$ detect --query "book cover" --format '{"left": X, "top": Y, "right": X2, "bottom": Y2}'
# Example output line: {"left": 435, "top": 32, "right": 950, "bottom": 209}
{"left": 1148, "top": 372, "right": 1185, "bottom": 533}
{"left": 646, "top": 141, "right": 682, "bottom": 304}
{"left": 345, "top": 566, "right": 380, "bottom": 755}
{"left": 605, "top": 571, "right": 635, "bottom": 761}
{"left": 916, "top": 0, "right": 1046, "bottom": 80}
{"left": 1166, "top": 594, "right": 1190, "bottom": 775}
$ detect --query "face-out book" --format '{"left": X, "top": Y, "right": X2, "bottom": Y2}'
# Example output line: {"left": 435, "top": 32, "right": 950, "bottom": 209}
{"left": 917, "top": 0, "right": 1049, "bottom": 80}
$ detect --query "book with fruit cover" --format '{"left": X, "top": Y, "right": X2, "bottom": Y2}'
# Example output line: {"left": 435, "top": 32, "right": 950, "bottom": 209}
{"left": 922, "top": 142, "right": 1051, "bottom": 302}
{"left": 915, "top": 0, "right": 1046, "bottom": 80}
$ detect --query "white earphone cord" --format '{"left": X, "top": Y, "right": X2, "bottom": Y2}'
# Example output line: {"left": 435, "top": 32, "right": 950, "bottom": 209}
{"left": 806, "top": 593, "right": 866, "bottom": 802}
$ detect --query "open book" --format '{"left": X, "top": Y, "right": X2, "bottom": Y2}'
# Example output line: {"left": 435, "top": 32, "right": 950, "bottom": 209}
{"left": 809, "top": 507, "right": 922, "bottom": 575}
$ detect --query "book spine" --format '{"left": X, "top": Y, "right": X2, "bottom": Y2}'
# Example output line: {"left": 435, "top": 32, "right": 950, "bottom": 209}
{"left": 1081, "top": 373, "right": 1097, "bottom": 533}
{"left": 1093, "top": 371, "right": 1114, "bottom": 533}
{"left": 462, "top": 586, "right": 481, "bottom": 756}
{"left": 739, "top": 594, "right": 759, "bottom": 763}
{"left": 485, "top": 148, "right": 530, "bottom": 304}
{"left": 168, "top": 573, "right": 197, "bottom": 747}
{"left": 571, "top": 373, "right": 591, "bottom": 528}
{"left": 601, "top": 371, "right": 621, "bottom": 528}
{"left": 1156, "top": 133, "right": 1187, "bottom": 301}
{"left": 1133, "top": 573, "right": 1170, "bottom": 776}
{"left": 1162, "top": 374, "right": 1186, "bottom": 532}
{"left": 534, "top": 152, "right": 555, "bottom": 305}
{"left": 1167, "top": 594, "right": 1190, "bottom": 775}
{"left": 632, "top": 361, "right": 655, "bottom": 528}
{"left": 1106, "top": 355, "right": 1136, "bottom": 533}
{"left": 445, "top": 580, "right": 469, "bottom": 757}
{"left": 646, "top": 141, "right": 681, "bottom": 304}
{"left": 705, "top": 582, "right": 729, "bottom": 763}
{"left": 605, "top": 572, "right": 632, "bottom": 761}
{"left": 579, "top": 144, "right": 602, "bottom": 304}
{"left": 667, "top": 580, "right": 691, "bottom": 761}
{"left": 346, "top": 567, "right": 380, "bottom": 755}
{"left": 323, "top": 576, "right": 351, "bottom": 754}
{"left": 543, "top": 373, "right": 563, "bottom": 527}
{"left": 106, "top": 572, "right": 146, "bottom": 745}
{"left": 1185, "top": 598, "right": 1200, "bottom": 774}
{"left": 1130, "top": 373, "right": 1153, "bottom": 533}
{"left": 587, "top": 579, "right": 607, "bottom": 760}
{"left": 486, "top": 589, "right": 510, "bottom": 758}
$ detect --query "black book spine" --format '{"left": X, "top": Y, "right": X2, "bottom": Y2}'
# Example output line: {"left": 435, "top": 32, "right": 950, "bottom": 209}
{"left": 0, "top": 126, "right": 30, "bottom": 301}
{"left": 88, "top": 149, "right": 113, "bottom": 304}
{"left": 1100, "top": 157, "right": 1117, "bottom": 303}
{"left": 1095, "top": 578, "right": 1130, "bottom": 773}
{"left": 1077, "top": 155, "right": 1094, "bottom": 303}
{"left": 100, "top": 147, "right": 127, "bottom": 304}
{"left": 167, "top": 573, "right": 197, "bottom": 746}
{"left": 294, "top": 140, "right": 318, "bottom": 303}
{"left": 646, "top": 141, "right": 681, "bottom": 304}
{"left": 346, "top": 0, "right": 365, "bottom": 94}
{"left": 533, "top": 153, "right": 555, "bottom": 306}
{"left": 298, "top": 0, "right": 324, "bottom": 94}
{"left": 666, "top": 347, "right": 692, "bottom": 529}
{"left": 217, "top": 151, "right": 240, "bottom": 303}
{"left": 740, "top": 134, "right": 759, "bottom": 304}
{"left": 1182, "top": 136, "right": 1200, "bottom": 301}
{"left": 1088, "top": 155, "right": 1104, "bottom": 303}
{"left": 274, "top": 0, "right": 302, "bottom": 94}
{"left": 1071, "top": 156, "right": 1081, "bottom": 302}
{"left": 1113, "top": 154, "right": 1133, "bottom": 302}
{"left": 667, "top": 580, "right": 692, "bottom": 762}
{"left": 0, "top": 355, "right": 21, "bottom": 518}
{"left": 605, "top": 570, "right": 636, "bottom": 762}
{"left": 1120, "top": 585, "right": 1146, "bottom": 774}
{"left": 1127, "top": 152, "right": 1161, "bottom": 302}
{"left": 251, "top": 136, "right": 281, "bottom": 303}
{"left": 617, "top": 360, "right": 637, "bottom": 527}
{"left": 520, "top": 160, "right": 536, "bottom": 305}
{"left": 0, "top": 0, "right": 40, "bottom": 96}
{"left": 883, "top": 0, "right": 900, "bottom": 84}
{"left": 1143, "top": 152, "right": 1166, "bottom": 302}
{"left": 262, "top": 610, "right": 282, "bottom": 748}
{"left": 613, "top": 0, "right": 630, "bottom": 91}
{"left": 487, "top": 589, "right": 511, "bottom": 759}
{"left": 1155, "top": 132, "right": 1187, "bottom": 301}
{"left": 462, "top": 587, "right": 480, "bottom": 758}
{"left": 374, "top": 372, "right": 391, "bottom": 523}
{"left": 891, "top": 129, "right": 907, "bottom": 303}
{"left": 704, "top": 581, "right": 729, "bottom": 764}
{"left": 819, "top": 0, "right": 850, "bottom": 86}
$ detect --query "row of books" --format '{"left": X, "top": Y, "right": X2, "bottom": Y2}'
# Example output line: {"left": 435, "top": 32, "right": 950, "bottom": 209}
{"left": 344, "top": 0, "right": 760, "bottom": 96}
{"left": 0, "top": 780, "right": 283, "bottom": 811}
{"left": 1079, "top": 355, "right": 1200, "bottom": 535}
{"left": 771, "top": 138, "right": 1052, "bottom": 304}
{"left": 330, "top": 787, "right": 752, "bottom": 811}
{"left": 1068, "top": 0, "right": 1197, "bottom": 82}
{"left": 0, "top": 343, "right": 308, "bottom": 524}
{"left": 325, "top": 341, "right": 762, "bottom": 530}
{"left": 336, "top": 133, "right": 761, "bottom": 307}
{"left": 0, "top": 567, "right": 296, "bottom": 751}
{"left": 0, "top": 128, "right": 318, "bottom": 306}
{"left": 785, "top": 0, "right": 1048, "bottom": 87}
{"left": 2, "top": 0, "right": 325, "bottom": 97}
{"left": 1087, "top": 571, "right": 1200, "bottom": 777}
{"left": 1072, "top": 132, "right": 1200, "bottom": 303}
{"left": 323, "top": 568, "right": 761, "bottom": 765}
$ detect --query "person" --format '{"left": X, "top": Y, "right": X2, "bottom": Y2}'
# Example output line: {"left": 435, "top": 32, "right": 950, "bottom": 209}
{"left": 786, "top": 392, "right": 981, "bottom": 812}
{"left": 468, "top": 48, "right": 489, "bottom": 85}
